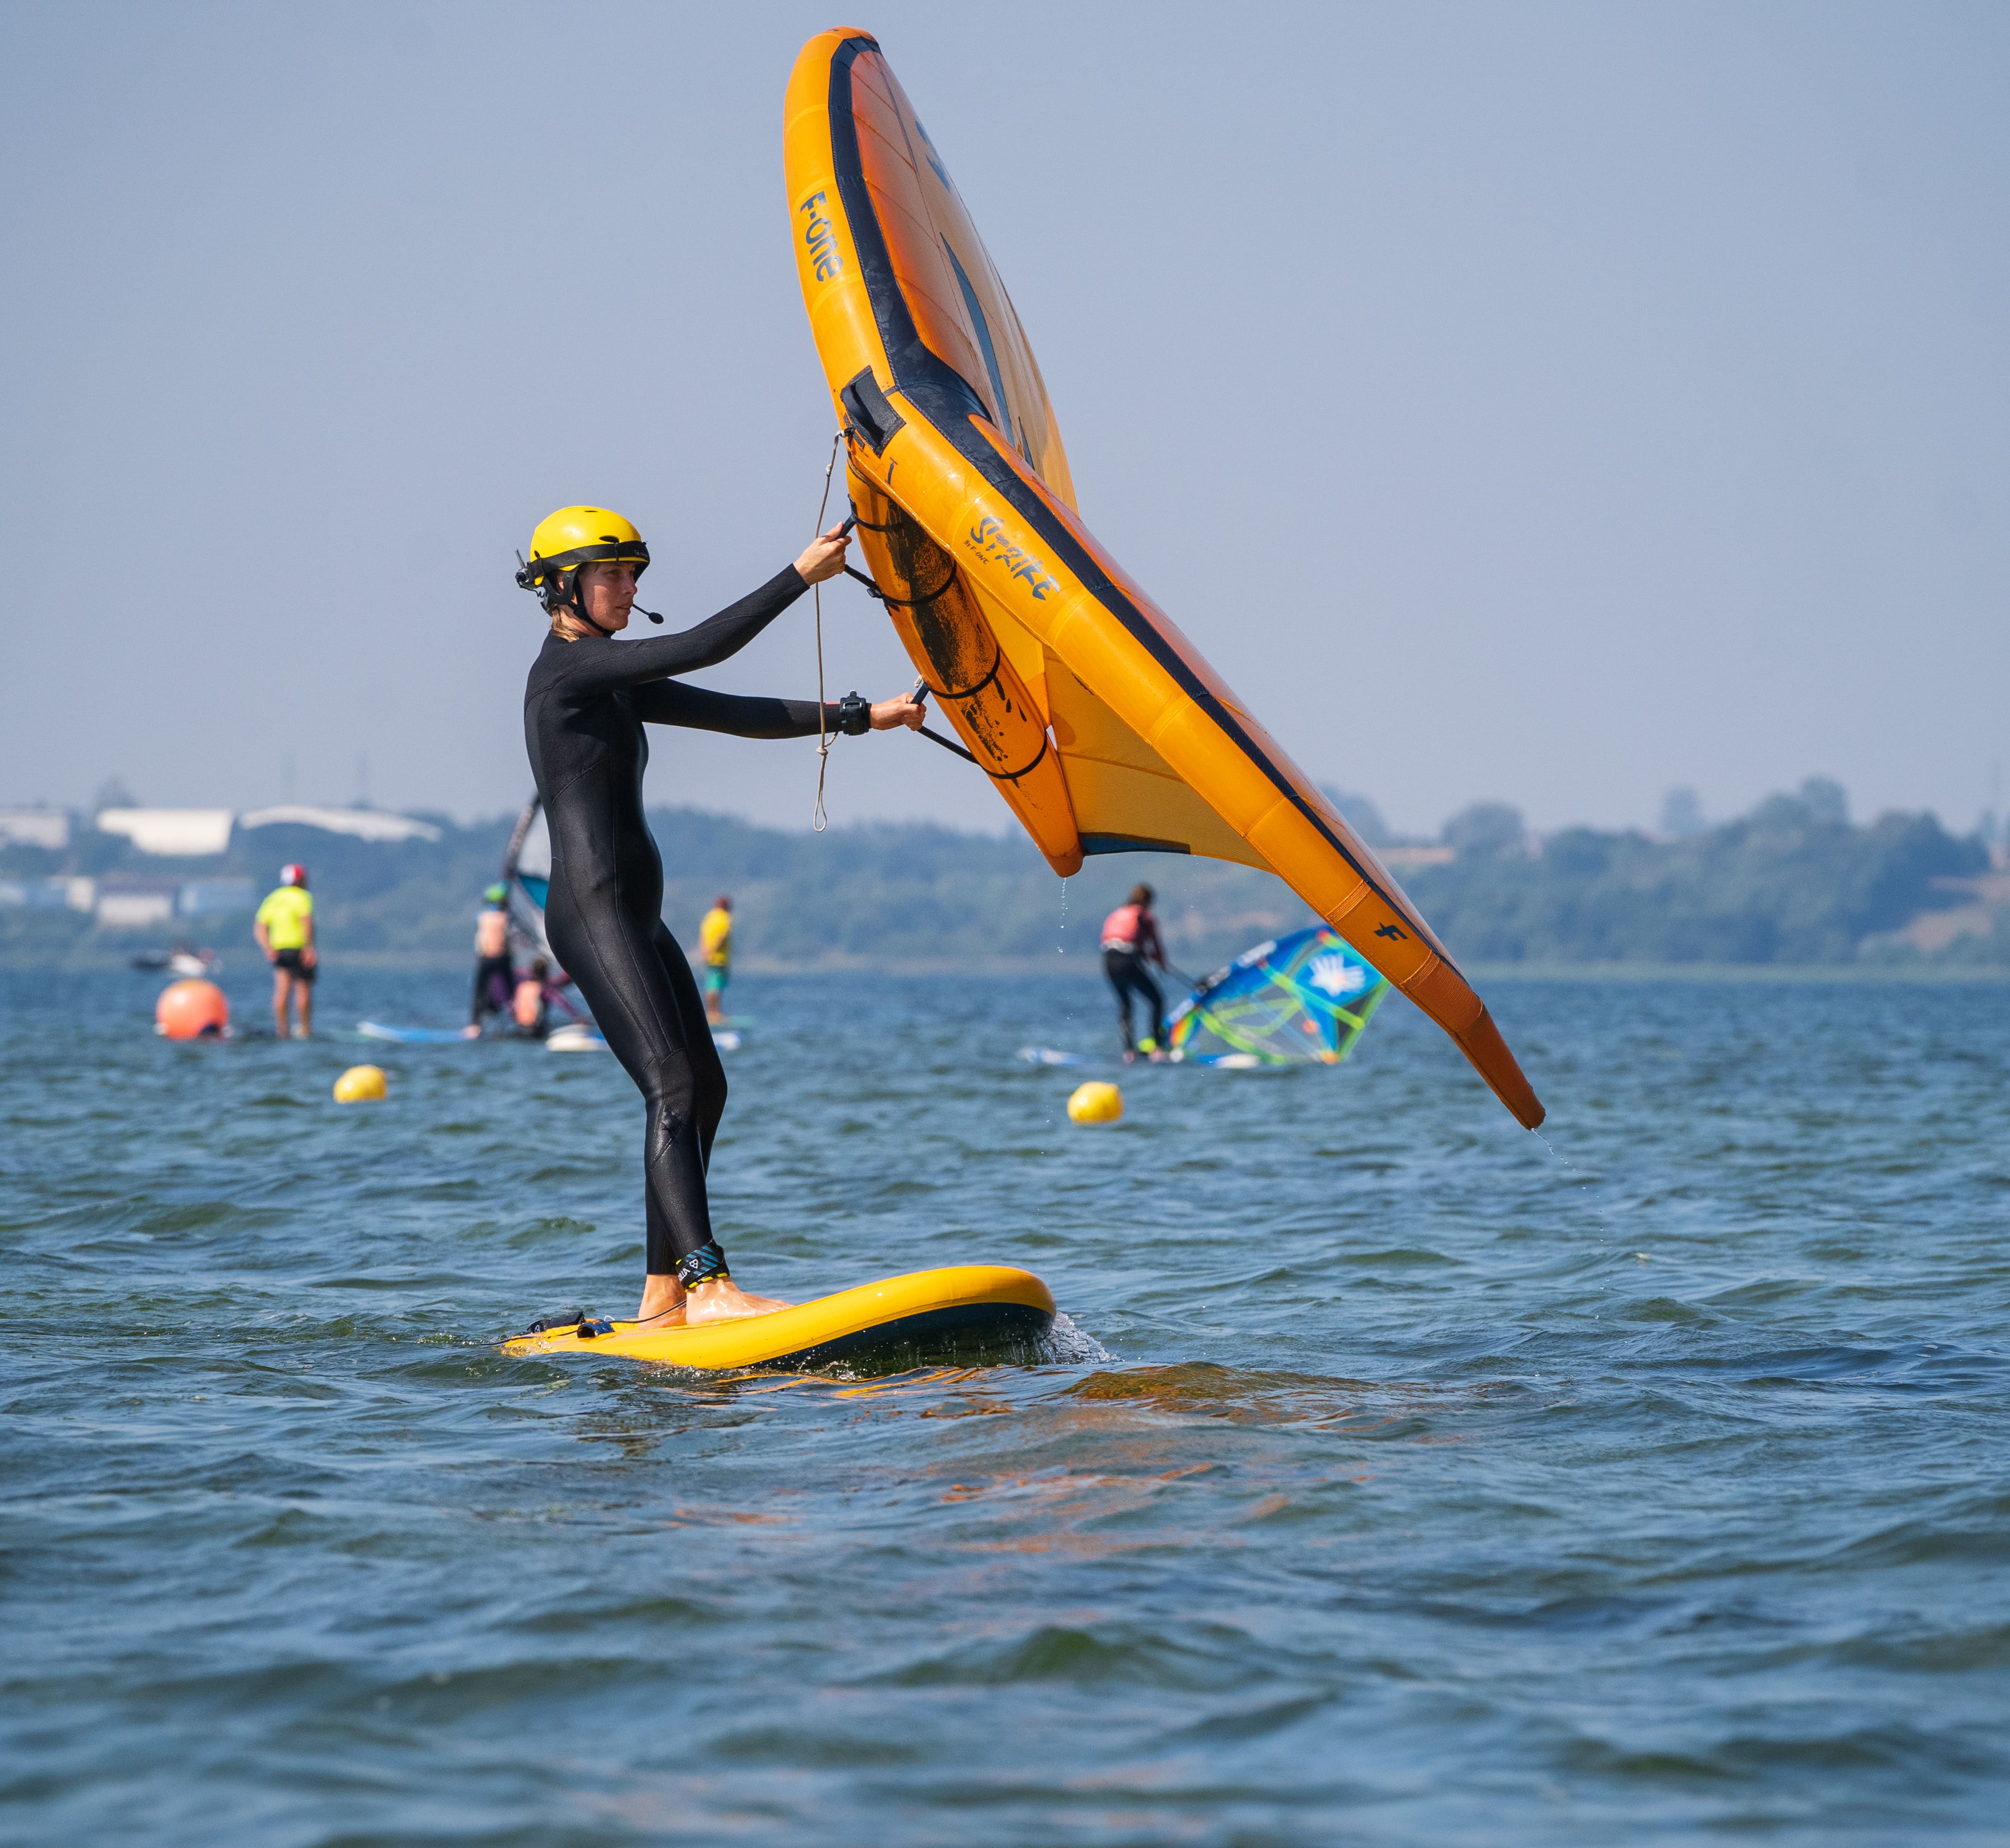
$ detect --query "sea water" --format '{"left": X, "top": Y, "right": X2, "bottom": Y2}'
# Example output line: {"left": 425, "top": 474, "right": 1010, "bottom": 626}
{"left": 3, "top": 967, "right": 2006, "bottom": 1845}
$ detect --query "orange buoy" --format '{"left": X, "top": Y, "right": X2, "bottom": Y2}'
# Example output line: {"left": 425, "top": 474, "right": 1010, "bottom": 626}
{"left": 156, "top": 978, "right": 229, "bottom": 1040}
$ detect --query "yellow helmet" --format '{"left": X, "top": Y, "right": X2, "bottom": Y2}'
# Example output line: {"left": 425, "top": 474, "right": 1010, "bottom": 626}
{"left": 515, "top": 506, "right": 650, "bottom": 611}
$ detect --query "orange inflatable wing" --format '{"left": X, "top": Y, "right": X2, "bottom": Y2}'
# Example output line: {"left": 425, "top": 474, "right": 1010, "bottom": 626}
{"left": 783, "top": 30, "right": 1544, "bottom": 1130}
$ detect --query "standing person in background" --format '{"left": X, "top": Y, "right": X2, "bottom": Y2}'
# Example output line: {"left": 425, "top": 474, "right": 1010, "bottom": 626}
{"left": 471, "top": 883, "right": 514, "bottom": 1029}
{"left": 699, "top": 895, "right": 733, "bottom": 1027}
{"left": 1101, "top": 882, "right": 1169, "bottom": 1063}
{"left": 253, "top": 863, "right": 316, "bottom": 1040}
{"left": 512, "top": 955, "right": 553, "bottom": 1038}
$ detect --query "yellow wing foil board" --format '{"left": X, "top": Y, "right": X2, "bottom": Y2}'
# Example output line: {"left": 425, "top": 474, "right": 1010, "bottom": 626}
{"left": 502, "top": 1265, "right": 1055, "bottom": 1370}
{"left": 783, "top": 31, "right": 1545, "bottom": 1130}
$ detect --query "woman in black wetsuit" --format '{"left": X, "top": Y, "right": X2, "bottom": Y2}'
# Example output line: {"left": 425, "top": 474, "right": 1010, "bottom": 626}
{"left": 519, "top": 504, "right": 921, "bottom": 1327}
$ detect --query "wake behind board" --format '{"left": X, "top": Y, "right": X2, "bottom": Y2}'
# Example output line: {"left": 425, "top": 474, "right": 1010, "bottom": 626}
{"left": 1019, "top": 1046, "right": 1122, "bottom": 1069}
{"left": 502, "top": 1265, "right": 1054, "bottom": 1371}
{"left": 357, "top": 1021, "right": 480, "bottom": 1044}
{"left": 1020, "top": 1046, "right": 1257, "bottom": 1070}
{"left": 546, "top": 1024, "right": 740, "bottom": 1052}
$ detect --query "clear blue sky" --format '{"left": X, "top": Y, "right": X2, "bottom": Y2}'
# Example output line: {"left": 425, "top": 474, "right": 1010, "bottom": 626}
{"left": 2, "top": 2, "right": 2003, "bottom": 838}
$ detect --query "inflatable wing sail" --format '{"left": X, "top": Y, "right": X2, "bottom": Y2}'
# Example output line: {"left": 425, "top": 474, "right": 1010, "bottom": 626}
{"left": 1169, "top": 927, "right": 1389, "bottom": 1068}
{"left": 783, "top": 30, "right": 1544, "bottom": 1129}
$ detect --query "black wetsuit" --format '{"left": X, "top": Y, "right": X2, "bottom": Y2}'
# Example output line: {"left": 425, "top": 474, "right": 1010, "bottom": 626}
{"left": 1105, "top": 949, "right": 1167, "bottom": 1053}
{"left": 523, "top": 564, "right": 839, "bottom": 1278}
{"left": 472, "top": 949, "right": 514, "bottom": 1026}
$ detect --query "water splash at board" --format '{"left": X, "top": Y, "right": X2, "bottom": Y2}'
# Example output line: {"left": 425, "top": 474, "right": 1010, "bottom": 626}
{"left": 1040, "top": 1310, "right": 1112, "bottom": 1367}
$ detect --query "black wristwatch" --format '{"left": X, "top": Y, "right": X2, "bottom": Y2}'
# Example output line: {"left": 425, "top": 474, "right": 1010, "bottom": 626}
{"left": 838, "top": 691, "right": 871, "bottom": 736}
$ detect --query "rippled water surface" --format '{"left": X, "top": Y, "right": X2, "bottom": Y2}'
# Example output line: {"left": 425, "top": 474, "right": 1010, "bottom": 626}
{"left": 4, "top": 965, "right": 2008, "bottom": 1844}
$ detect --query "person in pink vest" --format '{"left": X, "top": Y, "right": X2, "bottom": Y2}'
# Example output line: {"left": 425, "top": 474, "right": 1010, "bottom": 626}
{"left": 1101, "top": 882, "right": 1169, "bottom": 1062}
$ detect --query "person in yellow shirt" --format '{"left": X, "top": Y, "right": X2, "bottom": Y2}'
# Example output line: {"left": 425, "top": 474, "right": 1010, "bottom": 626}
{"left": 699, "top": 895, "right": 733, "bottom": 1026}
{"left": 252, "top": 863, "right": 317, "bottom": 1039}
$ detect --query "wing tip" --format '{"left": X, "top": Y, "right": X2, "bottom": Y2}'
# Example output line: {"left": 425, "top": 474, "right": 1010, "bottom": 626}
{"left": 1456, "top": 1007, "right": 1546, "bottom": 1129}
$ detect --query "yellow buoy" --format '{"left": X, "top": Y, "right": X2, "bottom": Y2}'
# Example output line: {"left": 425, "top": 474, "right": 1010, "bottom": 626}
{"left": 1067, "top": 1080, "right": 1123, "bottom": 1125}
{"left": 333, "top": 1064, "right": 388, "bottom": 1103}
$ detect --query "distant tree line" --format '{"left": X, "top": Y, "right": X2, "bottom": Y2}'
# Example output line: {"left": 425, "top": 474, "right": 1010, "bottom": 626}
{"left": 1404, "top": 784, "right": 1983, "bottom": 965}
{"left": 0, "top": 780, "right": 1992, "bottom": 969}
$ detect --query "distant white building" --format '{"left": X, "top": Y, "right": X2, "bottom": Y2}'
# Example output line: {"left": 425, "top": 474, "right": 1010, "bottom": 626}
{"left": 79, "top": 804, "right": 443, "bottom": 856}
{"left": 179, "top": 878, "right": 256, "bottom": 915}
{"left": 0, "top": 876, "right": 94, "bottom": 911}
{"left": 237, "top": 805, "right": 441, "bottom": 843}
{"left": 96, "top": 890, "right": 177, "bottom": 929}
{"left": 96, "top": 808, "right": 235, "bottom": 856}
{"left": 0, "top": 871, "right": 254, "bottom": 924}
{"left": 0, "top": 808, "right": 71, "bottom": 850}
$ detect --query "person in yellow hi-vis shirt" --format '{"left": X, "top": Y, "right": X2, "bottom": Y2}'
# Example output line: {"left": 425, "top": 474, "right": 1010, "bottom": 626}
{"left": 253, "top": 863, "right": 317, "bottom": 1039}
{"left": 698, "top": 895, "right": 733, "bottom": 1026}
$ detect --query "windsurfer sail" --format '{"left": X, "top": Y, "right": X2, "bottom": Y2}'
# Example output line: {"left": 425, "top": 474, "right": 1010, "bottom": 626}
{"left": 500, "top": 797, "right": 581, "bottom": 1022}
{"left": 1169, "top": 927, "right": 1388, "bottom": 1067}
{"left": 782, "top": 32, "right": 1545, "bottom": 1129}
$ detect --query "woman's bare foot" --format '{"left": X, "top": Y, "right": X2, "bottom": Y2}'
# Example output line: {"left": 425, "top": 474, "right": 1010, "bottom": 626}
{"left": 683, "top": 1278, "right": 789, "bottom": 1324}
{"left": 635, "top": 1273, "right": 687, "bottom": 1325}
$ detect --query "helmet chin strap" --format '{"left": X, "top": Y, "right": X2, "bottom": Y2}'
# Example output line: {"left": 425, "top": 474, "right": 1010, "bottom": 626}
{"left": 560, "top": 568, "right": 620, "bottom": 637}
{"left": 561, "top": 568, "right": 660, "bottom": 633}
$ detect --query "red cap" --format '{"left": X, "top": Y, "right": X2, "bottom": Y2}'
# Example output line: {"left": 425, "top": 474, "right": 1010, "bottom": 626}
{"left": 281, "top": 863, "right": 308, "bottom": 887}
